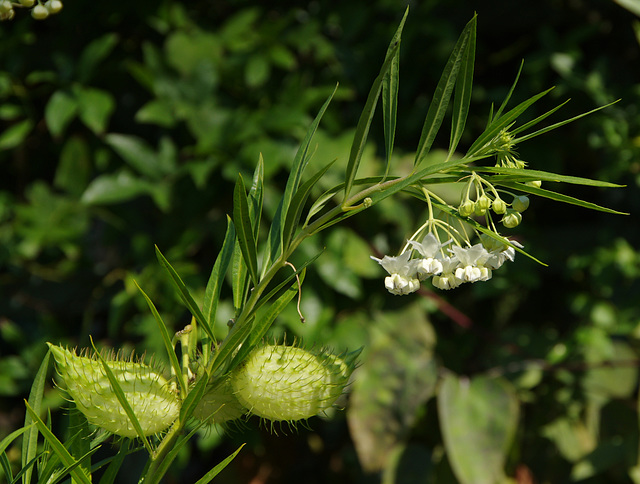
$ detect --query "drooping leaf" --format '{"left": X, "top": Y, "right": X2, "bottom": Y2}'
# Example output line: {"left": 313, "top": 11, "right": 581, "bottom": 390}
{"left": 438, "top": 373, "right": 519, "bottom": 484}
{"left": 348, "top": 304, "right": 438, "bottom": 473}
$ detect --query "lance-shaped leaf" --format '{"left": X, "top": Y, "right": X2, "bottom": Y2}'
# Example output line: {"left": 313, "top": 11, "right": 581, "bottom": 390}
{"left": 448, "top": 15, "right": 476, "bottom": 158}
{"left": 414, "top": 15, "right": 476, "bottom": 167}
{"left": 194, "top": 444, "right": 245, "bottom": 484}
{"left": 233, "top": 160, "right": 263, "bottom": 311}
{"left": 465, "top": 87, "right": 554, "bottom": 157}
{"left": 283, "top": 159, "right": 335, "bottom": 248}
{"left": 233, "top": 174, "right": 260, "bottom": 286}
{"left": 438, "top": 373, "right": 519, "bottom": 484}
{"left": 382, "top": 7, "right": 409, "bottom": 178}
{"left": 265, "top": 86, "right": 338, "bottom": 270}
{"left": 474, "top": 166, "right": 626, "bottom": 187}
{"left": 203, "top": 216, "right": 235, "bottom": 331}
{"left": 343, "top": 42, "right": 399, "bottom": 202}
{"left": 155, "top": 246, "right": 212, "bottom": 339}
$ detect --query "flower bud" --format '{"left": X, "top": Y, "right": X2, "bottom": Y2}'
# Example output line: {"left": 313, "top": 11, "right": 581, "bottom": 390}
{"left": 502, "top": 210, "right": 522, "bottom": 228}
{"left": 231, "top": 344, "right": 359, "bottom": 422}
{"left": 512, "top": 195, "right": 530, "bottom": 212}
{"left": 492, "top": 197, "right": 507, "bottom": 214}
{"left": 458, "top": 200, "right": 475, "bottom": 217}
{"left": 45, "top": 0, "right": 62, "bottom": 14}
{"left": 0, "top": 0, "right": 12, "bottom": 13}
{"left": 48, "top": 343, "right": 180, "bottom": 437}
{"left": 31, "top": 4, "right": 48, "bottom": 19}
{"left": 526, "top": 180, "right": 542, "bottom": 188}
{"left": 19, "top": 0, "right": 35, "bottom": 6}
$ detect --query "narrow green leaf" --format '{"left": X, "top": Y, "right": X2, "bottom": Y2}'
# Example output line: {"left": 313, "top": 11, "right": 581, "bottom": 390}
{"left": 194, "top": 444, "right": 245, "bottom": 484}
{"left": 414, "top": 16, "right": 475, "bottom": 167}
{"left": 179, "top": 369, "right": 210, "bottom": 423}
{"left": 283, "top": 160, "right": 336, "bottom": 247}
{"left": 233, "top": 175, "right": 259, "bottom": 285}
{"left": 203, "top": 216, "right": 235, "bottom": 330}
{"left": 229, "top": 269, "right": 306, "bottom": 372}
{"left": 155, "top": 246, "right": 212, "bottom": 339}
{"left": 513, "top": 100, "right": 620, "bottom": 144}
{"left": 491, "top": 60, "right": 524, "bottom": 123}
{"left": 134, "top": 281, "right": 187, "bottom": 396}
{"left": 231, "top": 242, "right": 250, "bottom": 315}
{"left": 1, "top": 425, "right": 35, "bottom": 463}
{"left": 474, "top": 166, "right": 625, "bottom": 187}
{"left": 89, "top": 337, "right": 153, "bottom": 455}
{"left": 344, "top": 42, "right": 399, "bottom": 201}
{"left": 465, "top": 88, "right": 553, "bottom": 157}
{"left": 438, "top": 373, "right": 519, "bottom": 484}
{"left": 448, "top": 15, "right": 476, "bottom": 158}
{"left": 498, "top": 181, "right": 628, "bottom": 215}
{"left": 382, "top": 7, "right": 409, "bottom": 177}
{"left": 248, "top": 154, "right": 264, "bottom": 240}
{"left": 509, "top": 98, "right": 570, "bottom": 136}
{"left": 0, "top": 452, "right": 12, "bottom": 483}
{"left": 0, "top": 119, "right": 33, "bottom": 151}
{"left": 23, "top": 402, "right": 93, "bottom": 484}
{"left": 68, "top": 406, "right": 92, "bottom": 483}
{"left": 98, "top": 440, "right": 130, "bottom": 484}
{"left": 22, "top": 349, "right": 50, "bottom": 484}
{"left": 266, "top": 85, "right": 338, "bottom": 268}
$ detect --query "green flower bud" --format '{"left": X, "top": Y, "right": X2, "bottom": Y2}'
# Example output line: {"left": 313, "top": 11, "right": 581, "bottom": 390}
{"left": 231, "top": 344, "right": 360, "bottom": 422}
{"left": 458, "top": 200, "right": 475, "bottom": 217}
{"left": 31, "top": 4, "right": 48, "bottom": 19}
{"left": 512, "top": 195, "right": 530, "bottom": 212}
{"left": 492, "top": 197, "right": 507, "bottom": 214}
{"left": 502, "top": 210, "right": 522, "bottom": 228}
{"left": 476, "top": 194, "right": 492, "bottom": 211}
{"left": 45, "top": 0, "right": 62, "bottom": 14}
{"left": 0, "top": 0, "right": 12, "bottom": 13}
{"left": 192, "top": 377, "right": 248, "bottom": 424}
{"left": 48, "top": 343, "right": 180, "bottom": 437}
{"left": 19, "top": 0, "right": 35, "bottom": 6}
{"left": 526, "top": 180, "right": 542, "bottom": 188}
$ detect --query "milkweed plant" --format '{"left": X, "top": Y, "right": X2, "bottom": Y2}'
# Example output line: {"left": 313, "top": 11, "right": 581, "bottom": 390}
{"left": 3, "top": 9, "right": 625, "bottom": 484}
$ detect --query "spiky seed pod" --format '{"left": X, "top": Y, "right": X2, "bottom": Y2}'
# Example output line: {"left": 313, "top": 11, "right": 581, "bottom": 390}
{"left": 191, "top": 377, "right": 248, "bottom": 424}
{"left": 48, "top": 343, "right": 180, "bottom": 438}
{"left": 231, "top": 344, "right": 360, "bottom": 422}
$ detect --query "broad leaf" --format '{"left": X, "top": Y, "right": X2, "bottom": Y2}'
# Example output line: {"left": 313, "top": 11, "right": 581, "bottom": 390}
{"left": 438, "top": 373, "right": 519, "bottom": 484}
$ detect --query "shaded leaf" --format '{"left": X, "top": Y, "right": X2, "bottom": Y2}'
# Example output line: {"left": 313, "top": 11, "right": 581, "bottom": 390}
{"left": 75, "top": 86, "right": 115, "bottom": 135}
{"left": 45, "top": 91, "right": 78, "bottom": 138}
{"left": 438, "top": 373, "right": 519, "bottom": 484}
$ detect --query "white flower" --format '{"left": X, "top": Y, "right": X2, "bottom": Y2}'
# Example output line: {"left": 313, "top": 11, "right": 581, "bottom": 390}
{"left": 431, "top": 256, "right": 461, "bottom": 290}
{"left": 409, "top": 233, "right": 451, "bottom": 279}
{"left": 371, "top": 251, "right": 420, "bottom": 296}
{"left": 451, "top": 244, "right": 492, "bottom": 283}
{"left": 480, "top": 234, "right": 523, "bottom": 269}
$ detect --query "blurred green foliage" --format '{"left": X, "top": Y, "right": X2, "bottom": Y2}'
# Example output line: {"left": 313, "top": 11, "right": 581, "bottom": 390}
{"left": 1, "top": 1, "right": 639, "bottom": 483}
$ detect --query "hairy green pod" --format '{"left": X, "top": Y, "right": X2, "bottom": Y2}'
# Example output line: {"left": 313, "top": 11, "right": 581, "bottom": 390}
{"left": 191, "top": 377, "right": 248, "bottom": 424}
{"left": 231, "top": 344, "right": 359, "bottom": 422}
{"left": 48, "top": 343, "right": 180, "bottom": 437}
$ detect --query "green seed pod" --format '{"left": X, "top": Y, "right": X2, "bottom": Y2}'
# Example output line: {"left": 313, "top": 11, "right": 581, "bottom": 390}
{"left": 231, "top": 344, "right": 360, "bottom": 422}
{"left": 191, "top": 377, "right": 248, "bottom": 424}
{"left": 48, "top": 343, "right": 180, "bottom": 437}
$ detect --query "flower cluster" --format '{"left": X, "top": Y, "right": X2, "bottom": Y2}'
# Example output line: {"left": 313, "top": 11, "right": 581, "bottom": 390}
{"left": 0, "top": 0, "right": 62, "bottom": 21}
{"left": 372, "top": 233, "right": 522, "bottom": 294}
